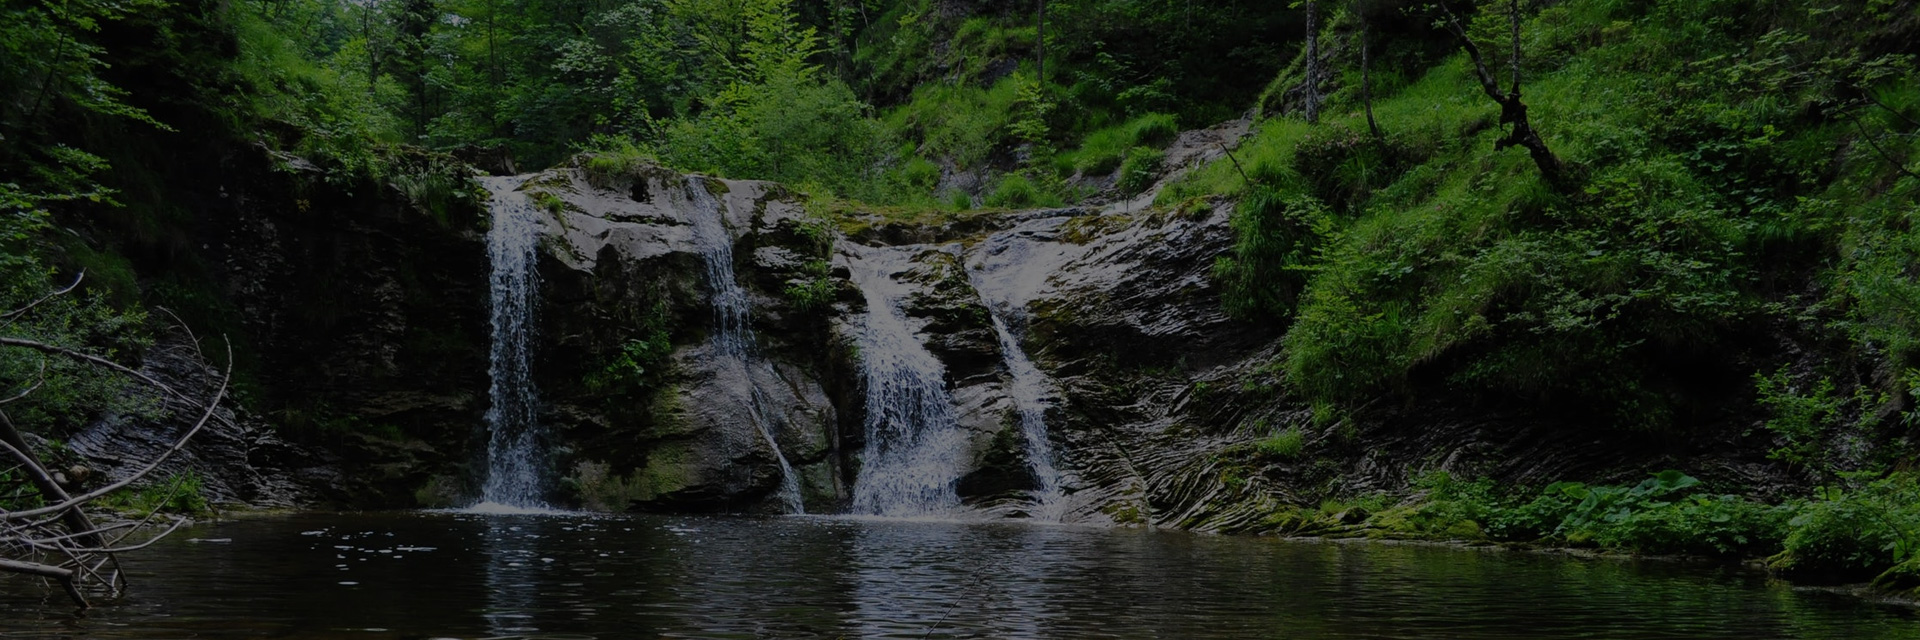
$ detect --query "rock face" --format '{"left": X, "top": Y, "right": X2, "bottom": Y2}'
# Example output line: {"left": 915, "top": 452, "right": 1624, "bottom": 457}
{"left": 517, "top": 165, "right": 850, "bottom": 512}
{"left": 71, "top": 146, "right": 496, "bottom": 509}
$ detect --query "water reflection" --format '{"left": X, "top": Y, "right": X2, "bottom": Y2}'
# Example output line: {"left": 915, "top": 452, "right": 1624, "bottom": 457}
{"left": 0, "top": 512, "right": 1915, "bottom": 639}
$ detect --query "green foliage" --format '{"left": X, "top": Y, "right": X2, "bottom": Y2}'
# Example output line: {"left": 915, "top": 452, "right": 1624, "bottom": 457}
{"left": 1156, "top": 0, "right": 1919, "bottom": 439}
{"left": 649, "top": 0, "right": 886, "bottom": 199}
{"left": 1751, "top": 367, "right": 1883, "bottom": 470}
{"left": 99, "top": 472, "right": 210, "bottom": 516}
{"left": 1773, "top": 474, "right": 1920, "bottom": 582}
{"left": 1254, "top": 429, "right": 1306, "bottom": 460}
{"left": 1058, "top": 112, "right": 1178, "bottom": 175}
{"left": 1301, "top": 471, "right": 1789, "bottom": 559}
{"left": 2, "top": 203, "right": 154, "bottom": 436}
{"left": 782, "top": 259, "right": 836, "bottom": 312}
{"left": 884, "top": 75, "right": 1026, "bottom": 171}
{"left": 579, "top": 139, "right": 659, "bottom": 189}
{"left": 1214, "top": 188, "right": 1334, "bottom": 319}
{"left": 1368, "top": 471, "right": 1499, "bottom": 539}
{"left": 1508, "top": 471, "right": 1791, "bottom": 557}
{"left": 1116, "top": 146, "right": 1164, "bottom": 196}
{"left": 585, "top": 302, "right": 674, "bottom": 398}
{"left": 984, "top": 174, "right": 1040, "bottom": 209}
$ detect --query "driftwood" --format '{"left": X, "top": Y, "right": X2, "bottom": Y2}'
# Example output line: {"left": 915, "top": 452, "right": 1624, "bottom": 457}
{"left": 0, "top": 272, "right": 228, "bottom": 608}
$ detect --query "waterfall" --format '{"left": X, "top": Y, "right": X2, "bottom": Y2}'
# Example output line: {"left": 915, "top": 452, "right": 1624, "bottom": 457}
{"left": 684, "top": 177, "right": 804, "bottom": 514}
{"left": 476, "top": 176, "right": 550, "bottom": 511}
{"left": 971, "top": 271, "right": 1066, "bottom": 519}
{"left": 847, "top": 247, "right": 971, "bottom": 517}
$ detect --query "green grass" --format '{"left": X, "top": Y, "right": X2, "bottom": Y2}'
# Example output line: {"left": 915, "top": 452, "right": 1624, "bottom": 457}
{"left": 1254, "top": 429, "right": 1305, "bottom": 459}
{"left": 1057, "top": 112, "right": 1181, "bottom": 176}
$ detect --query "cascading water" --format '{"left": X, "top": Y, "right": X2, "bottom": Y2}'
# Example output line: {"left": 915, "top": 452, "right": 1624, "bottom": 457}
{"left": 968, "top": 267, "right": 1066, "bottom": 519}
{"left": 684, "top": 177, "right": 804, "bottom": 513}
{"left": 475, "top": 176, "right": 550, "bottom": 511}
{"left": 847, "top": 246, "right": 972, "bottom": 517}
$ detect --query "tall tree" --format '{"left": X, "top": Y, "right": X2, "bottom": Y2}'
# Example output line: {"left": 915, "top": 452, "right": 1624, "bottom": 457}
{"left": 1299, "top": 0, "right": 1322, "bottom": 123}
{"left": 392, "top": 0, "right": 439, "bottom": 136}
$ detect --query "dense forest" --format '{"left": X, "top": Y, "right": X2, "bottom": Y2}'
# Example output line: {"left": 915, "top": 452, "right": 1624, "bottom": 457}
{"left": 6, "top": 0, "right": 1920, "bottom": 604}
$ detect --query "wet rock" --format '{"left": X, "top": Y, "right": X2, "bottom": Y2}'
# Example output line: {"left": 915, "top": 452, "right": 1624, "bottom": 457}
{"left": 520, "top": 164, "right": 851, "bottom": 513}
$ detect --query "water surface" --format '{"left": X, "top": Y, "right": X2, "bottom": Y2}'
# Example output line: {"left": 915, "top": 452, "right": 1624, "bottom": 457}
{"left": 1, "top": 512, "right": 1915, "bottom": 639}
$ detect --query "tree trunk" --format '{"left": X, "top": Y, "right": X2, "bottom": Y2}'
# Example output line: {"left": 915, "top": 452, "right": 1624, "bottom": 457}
{"left": 0, "top": 411, "right": 104, "bottom": 550}
{"left": 1302, "top": 0, "right": 1321, "bottom": 123}
{"left": 1360, "top": 7, "right": 1379, "bottom": 138}
{"left": 1036, "top": 0, "right": 1046, "bottom": 85}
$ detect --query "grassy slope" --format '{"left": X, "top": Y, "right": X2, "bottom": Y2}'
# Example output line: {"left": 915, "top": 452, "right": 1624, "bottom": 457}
{"left": 1162, "top": 0, "right": 1920, "bottom": 587}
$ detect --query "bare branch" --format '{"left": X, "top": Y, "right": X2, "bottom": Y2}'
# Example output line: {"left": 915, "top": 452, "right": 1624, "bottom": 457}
{"left": 152, "top": 307, "right": 203, "bottom": 359}
{"left": 1, "top": 342, "right": 231, "bottom": 522}
{"left": 23, "top": 523, "right": 137, "bottom": 546}
{"left": 1853, "top": 114, "right": 1920, "bottom": 181}
{"left": 0, "top": 271, "right": 85, "bottom": 328}
{"left": 59, "top": 518, "right": 188, "bottom": 554}
{"left": 0, "top": 360, "right": 47, "bottom": 406}
{"left": 0, "top": 337, "right": 180, "bottom": 400}
{"left": 0, "top": 558, "right": 85, "bottom": 607}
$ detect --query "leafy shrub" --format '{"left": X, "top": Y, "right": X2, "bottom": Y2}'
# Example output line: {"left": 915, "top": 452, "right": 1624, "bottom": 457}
{"left": 1772, "top": 474, "right": 1920, "bottom": 582}
{"left": 1592, "top": 494, "right": 1788, "bottom": 557}
{"left": 1750, "top": 367, "right": 1883, "bottom": 470}
{"left": 783, "top": 259, "right": 837, "bottom": 312}
{"left": 1384, "top": 471, "right": 1500, "bottom": 538}
{"left": 1117, "top": 146, "right": 1164, "bottom": 195}
{"left": 580, "top": 139, "right": 657, "bottom": 189}
{"left": 584, "top": 302, "right": 673, "bottom": 398}
{"left": 1213, "top": 188, "right": 1334, "bottom": 319}
{"left": 1486, "top": 483, "right": 1583, "bottom": 541}
{"left": 100, "top": 472, "right": 210, "bottom": 516}
{"left": 1464, "top": 471, "right": 1787, "bottom": 559}
{"left": 1129, "top": 112, "right": 1180, "bottom": 147}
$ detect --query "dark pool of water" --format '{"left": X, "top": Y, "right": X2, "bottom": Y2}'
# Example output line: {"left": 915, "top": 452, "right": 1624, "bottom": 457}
{"left": 1, "top": 511, "right": 1916, "bottom": 639}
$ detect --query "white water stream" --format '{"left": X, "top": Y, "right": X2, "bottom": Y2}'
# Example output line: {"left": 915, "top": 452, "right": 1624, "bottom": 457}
{"left": 474, "top": 176, "right": 551, "bottom": 511}
{"left": 684, "top": 177, "right": 804, "bottom": 513}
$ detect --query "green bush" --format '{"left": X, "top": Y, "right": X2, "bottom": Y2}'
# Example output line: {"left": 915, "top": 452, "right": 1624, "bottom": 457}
{"left": 782, "top": 259, "right": 837, "bottom": 312}
{"left": 1486, "top": 483, "right": 1582, "bottom": 541}
{"left": 1388, "top": 471, "right": 1789, "bottom": 559}
{"left": 1117, "top": 146, "right": 1164, "bottom": 195}
{"left": 100, "top": 472, "right": 210, "bottom": 516}
{"left": 1593, "top": 494, "right": 1788, "bottom": 557}
{"left": 1772, "top": 474, "right": 1920, "bottom": 582}
{"left": 584, "top": 302, "right": 674, "bottom": 398}
{"left": 563, "top": 460, "right": 646, "bottom": 512}
{"left": 1213, "top": 188, "right": 1333, "bottom": 319}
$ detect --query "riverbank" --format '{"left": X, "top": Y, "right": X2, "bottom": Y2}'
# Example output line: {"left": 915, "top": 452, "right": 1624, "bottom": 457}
{"left": 1231, "top": 469, "right": 1920, "bottom": 606}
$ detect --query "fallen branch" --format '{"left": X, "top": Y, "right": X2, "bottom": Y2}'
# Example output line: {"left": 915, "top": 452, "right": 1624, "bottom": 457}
{"left": 2, "top": 351, "right": 227, "bottom": 521}
{"left": 1, "top": 282, "right": 232, "bottom": 608}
